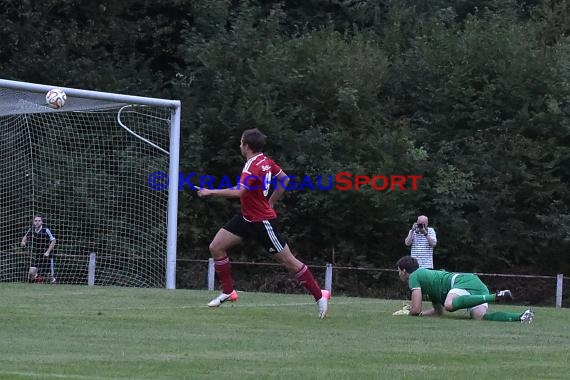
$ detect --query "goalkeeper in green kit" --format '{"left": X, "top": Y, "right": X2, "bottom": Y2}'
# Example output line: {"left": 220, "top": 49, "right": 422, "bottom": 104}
{"left": 396, "top": 256, "right": 534, "bottom": 323}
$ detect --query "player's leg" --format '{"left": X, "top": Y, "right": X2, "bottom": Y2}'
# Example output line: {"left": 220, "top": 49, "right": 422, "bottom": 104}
{"left": 28, "top": 254, "right": 41, "bottom": 282}
{"left": 273, "top": 245, "right": 331, "bottom": 319}
{"left": 256, "top": 219, "right": 330, "bottom": 318}
{"left": 209, "top": 227, "right": 241, "bottom": 293}
{"left": 273, "top": 245, "right": 321, "bottom": 296}
{"left": 207, "top": 216, "right": 244, "bottom": 307}
{"left": 445, "top": 289, "right": 490, "bottom": 318}
{"left": 447, "top": 292, "right": 528, "bottom": 322}
{"left": 207, "top": 227, "right": 241, "bottom": 306}
{"left": 444, "top": 288, "right": 488, "bottom": 312}
{"left": 446, "top": 274, "right": 498, "bottom": 311}
{"left": 49, "top": 257, "right": 56, "bottom": 283}
{"left": 448, "top": 292, "right": 495, "bottom": 311}
{"left": 469, "top": 304, "right": 488, "bottom": 320}
{"left": 482, "top": 309, "right": 532, "bottom": 322}
{"left": 256, "top": 219, "right": 322, "bottom": 298}
{"left": 35, "top": 255, "right": 52, "bottom": 283}
{"left": 209, "top": 227, "right": 242, "bottom": 260}
{"left": 28, "top": 266, "right": 38, "bottom": 282}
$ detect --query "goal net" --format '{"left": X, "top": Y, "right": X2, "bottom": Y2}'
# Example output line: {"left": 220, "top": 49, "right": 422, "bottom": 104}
{"left": 0, "top": 80, "right": 180, "bottom": 288}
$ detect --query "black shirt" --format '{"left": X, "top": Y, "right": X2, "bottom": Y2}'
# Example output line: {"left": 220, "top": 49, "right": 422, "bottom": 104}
{"left": 24, "top": 226, "right": 56, "bottom": 254}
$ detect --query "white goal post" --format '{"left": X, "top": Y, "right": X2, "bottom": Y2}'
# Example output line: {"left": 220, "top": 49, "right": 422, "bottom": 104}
{"left": 0, "top": 79, "right": 180, "bottom": 289}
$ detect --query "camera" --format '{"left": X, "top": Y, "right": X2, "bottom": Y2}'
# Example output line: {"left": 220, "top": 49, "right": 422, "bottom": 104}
{"left": 417, "top": 223, "right": 425, "bottom": 229}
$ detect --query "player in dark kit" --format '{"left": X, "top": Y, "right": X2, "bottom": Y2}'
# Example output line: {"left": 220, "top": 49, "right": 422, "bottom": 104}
{"left": 197, "top": 128, "right": 330, "bottom": 319}
{"left": 21, "top": 215, "right": 57, "bottom": 283}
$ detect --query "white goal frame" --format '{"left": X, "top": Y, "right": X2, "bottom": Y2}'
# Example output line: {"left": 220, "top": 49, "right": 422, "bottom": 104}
{"left": 0, "top": 79, "right": 180, "bottom": 289}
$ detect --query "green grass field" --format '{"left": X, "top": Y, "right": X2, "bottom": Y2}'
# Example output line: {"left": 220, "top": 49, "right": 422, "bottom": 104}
{"left": 1, "top": 283, "right": 569, "bottom": 380}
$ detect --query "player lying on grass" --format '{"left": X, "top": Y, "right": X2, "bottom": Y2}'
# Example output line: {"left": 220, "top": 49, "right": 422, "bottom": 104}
{"left": 396, "top": 256, "right": 534, "bottom": 323}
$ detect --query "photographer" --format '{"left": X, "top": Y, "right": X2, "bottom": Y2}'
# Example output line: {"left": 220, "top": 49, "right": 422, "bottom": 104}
{"left": 404, "top": 215, "right": 437, "bottom": 269}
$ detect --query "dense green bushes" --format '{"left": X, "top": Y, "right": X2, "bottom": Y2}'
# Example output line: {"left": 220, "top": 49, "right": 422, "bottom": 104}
{"left": 1, "top": 0, "right": 568, "bottom": 276}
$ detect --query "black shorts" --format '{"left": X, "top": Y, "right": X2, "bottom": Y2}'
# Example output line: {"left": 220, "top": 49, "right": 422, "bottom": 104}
{"left": 31, "top": 254, "right": 54, "bottom": 276}
{"left": 223, "top": 214, "right": 287, "bottom": 253}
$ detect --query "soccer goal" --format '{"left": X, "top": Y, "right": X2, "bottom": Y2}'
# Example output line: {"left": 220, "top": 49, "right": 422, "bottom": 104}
{"left": 0, "top": 79, "right": 180, "bottom": 289}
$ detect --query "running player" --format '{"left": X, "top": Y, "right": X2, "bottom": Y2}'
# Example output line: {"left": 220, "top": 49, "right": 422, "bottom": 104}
{"left": 197, "top": 128, "right": 330, "bottom": 319}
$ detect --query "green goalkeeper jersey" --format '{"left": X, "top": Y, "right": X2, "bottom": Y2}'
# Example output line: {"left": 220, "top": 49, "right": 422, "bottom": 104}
{"left": 408, "top": 268, "right": 454, "bottom": 305}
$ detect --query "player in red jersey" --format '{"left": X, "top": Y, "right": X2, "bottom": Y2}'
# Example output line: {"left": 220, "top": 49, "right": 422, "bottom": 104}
{"left": 197, "top": 128, "right": 330, "bottom": 318}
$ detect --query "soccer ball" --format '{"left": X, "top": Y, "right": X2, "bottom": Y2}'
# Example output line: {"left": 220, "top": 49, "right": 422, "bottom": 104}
{"left": 45, "top": 88, "right": 67, "bottom": 109}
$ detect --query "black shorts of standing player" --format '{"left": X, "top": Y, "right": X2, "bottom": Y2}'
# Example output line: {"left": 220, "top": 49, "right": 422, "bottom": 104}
{"left": 223, "top": 214, "right": 287, "bottom": 253}
{"left": 30, "top": 254, "right": 54, "bottom": 283}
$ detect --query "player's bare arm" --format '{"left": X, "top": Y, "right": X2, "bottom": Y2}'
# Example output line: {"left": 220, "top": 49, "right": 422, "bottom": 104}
{"left": 197, "top": 187, "right": 246, "bottom": 198}
{"left": 419, "top": 303, "right": 444, "bottom": 317}
{"left": 268, "top": 170, "right": 289, "bottom": 208}
{"left": 45, "top": 239, "right": 56, "bottom": 257}
{"left": 409, "top": 288, "right": 423, "bottom": 315}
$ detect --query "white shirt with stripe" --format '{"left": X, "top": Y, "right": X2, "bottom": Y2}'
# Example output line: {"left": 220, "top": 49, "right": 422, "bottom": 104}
{"left": 410, "top": 227, "right": 437, "bottom": 269}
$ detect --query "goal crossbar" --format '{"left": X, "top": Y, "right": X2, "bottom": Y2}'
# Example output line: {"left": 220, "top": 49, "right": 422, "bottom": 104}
{"left": 0, "top": 79, "right": 180, "bottom": 289}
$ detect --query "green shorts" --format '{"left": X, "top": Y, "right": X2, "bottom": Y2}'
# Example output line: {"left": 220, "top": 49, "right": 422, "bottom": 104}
{"left": 450, "top": 273, "right": 490, "bottom": 295}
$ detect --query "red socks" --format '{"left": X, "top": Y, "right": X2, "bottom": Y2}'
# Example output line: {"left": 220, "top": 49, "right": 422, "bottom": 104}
{"left": 214, "top": 256, "right": 234, "bottom": 294}
{"left": 216, "top": 258, "right": 322, "bottom": 301}
{"left": 295, "top": 265, "right": 323, "bottom": 301}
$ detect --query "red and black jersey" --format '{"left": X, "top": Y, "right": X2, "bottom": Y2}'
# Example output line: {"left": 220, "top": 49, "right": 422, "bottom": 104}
{"left": 239, "top": 153, "right": 282, "bottom": 222}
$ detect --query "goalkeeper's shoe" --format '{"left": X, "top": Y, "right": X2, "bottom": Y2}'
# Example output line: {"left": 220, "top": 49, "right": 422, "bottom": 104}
{"left": 495, "top": 289, "right": 513, "bottom": 302}
{"left": 208, "top": 290, "right": 238, "bottom": 307}
{"left": 317, "top": 290, "right": 331, "bottom": 319}
{"left": 520, "top": 309, "right": 535, "bottom": 324}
